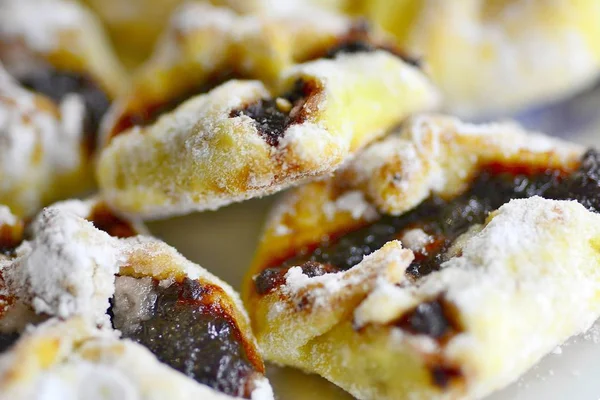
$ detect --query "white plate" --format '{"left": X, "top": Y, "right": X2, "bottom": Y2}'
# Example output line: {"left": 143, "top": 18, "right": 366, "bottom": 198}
{"left": 148, "top": 85, "right": 600, "bottom": 400}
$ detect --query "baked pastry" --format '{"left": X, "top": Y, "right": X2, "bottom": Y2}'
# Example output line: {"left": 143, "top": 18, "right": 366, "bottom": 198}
{"left": 344, "top": 0, "right": 600, "bottom": 116}
{"left": 243, "top": 114, "right": 600, "bottom": 400}
{"left": 97, "top": 4, "right": 438, "bottom": 219}
{"left": 0, "top": 317, "right": 272, "bottom": 400}
{"left": 0, "top": 200, "right": 273, "bottom": 399}
{"left": 0, "top": 0, "right": 127, "bottom": 153}
{"left": 79, "top": 0, "right": 346, "bottom": 68}
{"left": 100, "top": 2, "right": 424, "bottom": 145}
{"left": 0, "top": 66, "right": 92, "bottom": 217}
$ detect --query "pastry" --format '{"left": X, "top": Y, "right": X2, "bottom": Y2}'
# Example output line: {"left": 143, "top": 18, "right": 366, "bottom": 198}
{"left": 0, "top": 66, "right": 91, "bottom": 217}
{"left": 0, "top": 199, "right": 273, "bottom": 399}
{"left": 345, "top": 0, "right": 600, "bottom": 116}
{"left": 0, "top": 0, "right": 127, "bottom": 153}
{"left": 243, "top": 114, "right": 600, "bottom": 399}
{"left": 100, "top": 2, "right": 423, "bottom": 145}
{"left": 0, "top": 317, "right": 272, "bottom": 400}
{"left": 97, "top": 3, "right": 438, "bottom": 219}
{"left": 79, "top": 0, "right": 346, "bottom": 68}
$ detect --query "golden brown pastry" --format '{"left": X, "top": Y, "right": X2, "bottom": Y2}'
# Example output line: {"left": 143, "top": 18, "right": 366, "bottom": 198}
{"left": 97, "top": 3, "right": 438, "bottom": 219}
{"left": 344, "top": 0, "right": 600, "bottom": 116}
{"left": 0, "top": 199, "right": 273, "bottom": 399}
{"left": 243, "top": 114, "right": 600, "bottom": 400}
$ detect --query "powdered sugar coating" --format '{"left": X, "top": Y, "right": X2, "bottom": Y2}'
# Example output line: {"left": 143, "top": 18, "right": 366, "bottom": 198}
{"left": 247, "top": 114, "right": 600, "bottom": 400}
{"left": 0, "top": 200, "right": 273, "bottom": 399}
{"left": 0, "top": 318, "right": 254, "bottom": 400}
{"left": 338, "top": 114, "right": 584, "bottom": 215}
{"left": 98, "top": 52, "right": 438, "bottom": 219}
{"left": 2, "top": 207, "right": 123, "bottom": 327}
{"left": 0, "top": 66, "right": 86, "bottom": 216}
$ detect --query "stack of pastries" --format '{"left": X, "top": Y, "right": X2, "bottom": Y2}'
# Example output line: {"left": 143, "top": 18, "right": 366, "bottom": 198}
{"left": 0, "top": 0, "right": 599, "bottom": 399}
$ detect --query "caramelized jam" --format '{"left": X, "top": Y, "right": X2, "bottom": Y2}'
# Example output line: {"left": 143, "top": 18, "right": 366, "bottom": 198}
{"left": 255, "top": 150, "right": 600, "bottom": 293}
{"left": 394, "top": 298, "right": 461, "bottom": 341}
{"left": 110, "top": 70, "right": 243, "bottom": 140}
{"left": 0, "top": 332, "right": 19, "bottom": 353}
{"left": 430, "top": 365, "right": 463, "bottom": 389}
{"left": 316, "top": 20, "right": 421, "bottom": 67}
{"left": 0, "top": 222, "right": 24, "bottom": 257}
{"left": 18, "top": 68, "right": 110, "bottom": 152}
{"left": 88, "top": 202, "right": 137, "bottom": 238}
{"left": 112, "top": 278, "right": 261, "bottom": 398}
{"left": 230, "top": 79, "right": 317, "bottom": 146}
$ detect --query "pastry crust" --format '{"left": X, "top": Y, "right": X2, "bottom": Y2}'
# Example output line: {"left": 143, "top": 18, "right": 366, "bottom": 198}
{"left": 0, "top": 317, "right": 271, "bottom": 400}
{"left": 100, "top": 2, "right": 418, "bottom": 145}
{"left": 97, "top": 50, "right": 438, "bottom": 218}
{"left": 0, "top": 199, "right": 273, "bottom": 400}
{"left": 347, "top": 0, "right": 600, "bottom": 116}
{"left": 243, "top": 115, "right": 600, "bottom": 400}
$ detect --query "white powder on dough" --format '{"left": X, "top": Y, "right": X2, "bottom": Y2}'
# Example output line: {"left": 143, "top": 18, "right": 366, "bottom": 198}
{"left": 3, "top": 207, "right": 124, "bottom": 327}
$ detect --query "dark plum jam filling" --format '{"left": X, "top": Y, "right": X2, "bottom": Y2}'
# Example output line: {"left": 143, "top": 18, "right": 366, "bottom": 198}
{"left": 229, "top": 79, "right": 317, "bottom": 146}
{"left": 18, "top": 68, "right": 110, "bottom": 152}
{"left": 0, "top": 332, "right": 20, "bottom": 353}
{"left": 317, "top": 20, "right": 421, "bottom": 67}
{"left": 255, "top": 149, "right": 600, "bottom": 295}
{"left": 111, "top": 278, "right": 260, "bottom": 398}
{"left": 110, "top": 70, "right": 243, "bottom": 140}
{"left": 88, "top": 203, "right": 137, "bottom": 238}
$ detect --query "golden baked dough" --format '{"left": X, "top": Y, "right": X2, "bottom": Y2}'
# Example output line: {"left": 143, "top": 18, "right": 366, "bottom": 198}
{"left": 98, "top": 51, "right": 438, "bottom": 219}
{"left": 79, "top": 0, "right": 346, "bottom": 68}
{"left": 243, "top": 115, "right": 600, "bottom": 399}
{"left": 0, "top": 199, "right": 273, "bottom": 399}
{"left": 97, "top": 3, "right": 438, "bottom": 218}
{"left": 100, "top": 2, "right": 422, "bottom": 145}
{"left": 0, "top": 0, "right": 127, "bottom": 153}
{"left": 344, "top": 0, "right": 600, "bottom": 116}
{"left": 0, "top": 317, "right": 272, "bottom": 400}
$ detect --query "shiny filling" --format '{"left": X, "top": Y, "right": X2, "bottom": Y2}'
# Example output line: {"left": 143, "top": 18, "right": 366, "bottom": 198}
{"left": 230, "top": 79, "right": 317, "bottom": 146}
{"left": 111, "top": 277, "right": 260, "bottom": 398}
{"left": 18, "top": 68, "right": 110, "bottom": 152}
{"left": 256, "top": 150, "right": 600, "bottom": 294}
{"left": 88, "top": 202, "right": 138, "bottom": 238}
{"left": 317, "top": 20, "right": 421, "bottom": 67}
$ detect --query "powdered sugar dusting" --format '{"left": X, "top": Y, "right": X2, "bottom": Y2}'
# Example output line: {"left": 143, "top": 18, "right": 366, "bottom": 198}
{"left": 2, "top": 207, "right": 123, "bottom": 327}
{"left": 0, "top": 206, "right": 17, "bottom": 226}
{"left": 322, "top": 190, "right": 378, "bottom": 221}
{"left": 0, "top": 65, "right": 85, "bottom": 215}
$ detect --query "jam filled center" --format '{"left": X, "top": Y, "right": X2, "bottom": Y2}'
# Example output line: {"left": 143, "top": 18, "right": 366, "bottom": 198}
{"left": 111, "top": 277, "right": 260, "bottom": 399}
{"left": 18, "top": 68, "right": 110, "bottom": 152}
{"left": 255, "top": 149, "right": 600, "bottom": 295}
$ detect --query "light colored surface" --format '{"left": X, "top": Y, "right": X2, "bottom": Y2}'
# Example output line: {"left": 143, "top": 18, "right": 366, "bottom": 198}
{"left": 147, "top": 84, "right": 600, "bottom": 400}
{"left": 148, "top": 196, "right": 600, "bottom": 400}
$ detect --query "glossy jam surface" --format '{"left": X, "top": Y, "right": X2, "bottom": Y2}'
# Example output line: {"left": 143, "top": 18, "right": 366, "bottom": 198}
{"left": 88, "top": 202, "right": 138, "bottom": 238}
{"left": 113, "top": 278, "right": 260, "bottom": 398}
{"left": 230, "top": 79, "right": 317, "bottom": 146}
{"left": 19, "top": 68, "right": 110, "bottom": 151}
{"left": 255, "top": 150, "right": 600, "bottom": 294}
{"left": 316, "top": 21, "right": 421, "bottom": 67}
